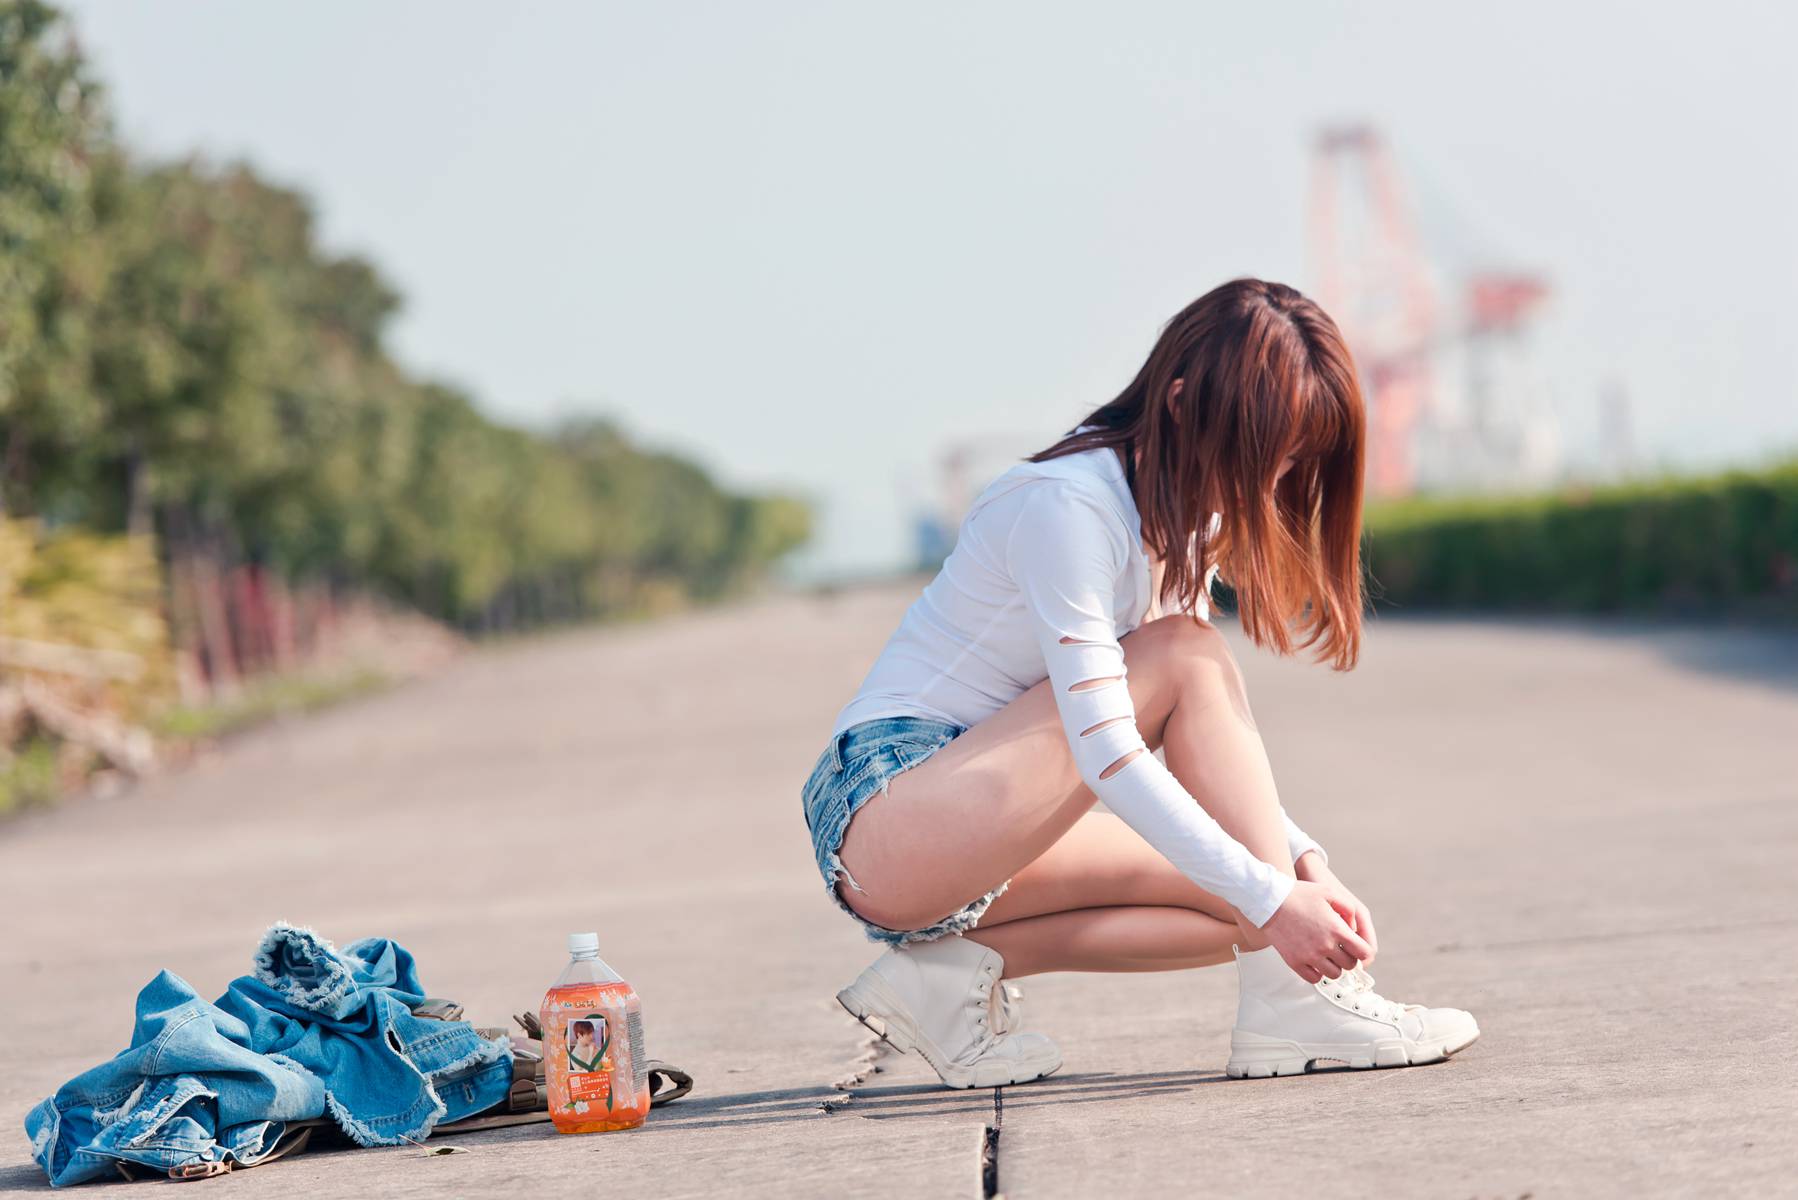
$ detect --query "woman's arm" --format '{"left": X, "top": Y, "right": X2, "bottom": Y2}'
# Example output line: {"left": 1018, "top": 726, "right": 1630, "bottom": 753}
{"left": 1285, "top": 814, "right": 1325, "bottom": 869}
{"left": 1004, "top": 482, "right": 1294, "bottom": 927}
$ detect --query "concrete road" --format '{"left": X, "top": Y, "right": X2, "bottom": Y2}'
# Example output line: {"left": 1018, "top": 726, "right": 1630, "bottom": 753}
{"left": 3, "top": 583, "right": 1794, "bottom": 1197}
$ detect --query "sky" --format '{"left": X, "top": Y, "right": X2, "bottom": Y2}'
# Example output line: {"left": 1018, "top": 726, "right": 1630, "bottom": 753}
{"left": 60, "top": 1, "right": 1798, "bottom": 578}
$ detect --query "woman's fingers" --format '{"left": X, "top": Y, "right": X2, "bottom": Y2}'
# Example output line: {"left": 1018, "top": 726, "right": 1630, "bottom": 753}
{"left": 1280, "top": 946, "right": 1323, "bottom": 984}
{"left": 1266, "top": 880, "right": 1376, "bottom": 983}
{"left": 1356, "top": 903, "right": 1379, "bottom": 963}
{"left": 1332, "top": 918, "right": 1374, "bottom": 963}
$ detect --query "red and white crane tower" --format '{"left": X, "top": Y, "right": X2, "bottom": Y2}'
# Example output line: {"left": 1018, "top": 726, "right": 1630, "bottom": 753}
{"left": 1308, "top": 125, "right": 1553, "bottom": 495}
{"left": 1308, "top": 125, "right": 1439, "bottom": 497}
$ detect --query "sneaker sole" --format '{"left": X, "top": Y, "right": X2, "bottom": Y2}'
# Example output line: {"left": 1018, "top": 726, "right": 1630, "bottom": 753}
{"left": 835, "top": 975, "right": 1063, "bottom": 1090}
{"left": 1224, "top": 1024, "right": 1480, "bottom": 1079}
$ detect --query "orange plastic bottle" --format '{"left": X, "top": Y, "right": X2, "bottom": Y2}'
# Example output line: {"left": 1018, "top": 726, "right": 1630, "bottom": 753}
{"left": 540, "top": 932, "right": 650, "bottom": 1134}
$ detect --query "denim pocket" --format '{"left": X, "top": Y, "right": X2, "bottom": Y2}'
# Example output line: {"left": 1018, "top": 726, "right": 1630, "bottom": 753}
{"left": 886, "top": 729, "right": 959, "bottom": 772}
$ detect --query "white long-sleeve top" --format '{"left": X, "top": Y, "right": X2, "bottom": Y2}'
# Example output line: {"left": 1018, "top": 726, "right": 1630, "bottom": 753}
{"left": 831, "top": 432, "right": 1322, "bottom": 926}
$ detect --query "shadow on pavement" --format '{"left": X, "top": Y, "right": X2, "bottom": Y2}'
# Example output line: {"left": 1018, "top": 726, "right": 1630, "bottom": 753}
{"left": 1620, "top": 622, "right": 1798, "bottom": 693}
{"left": 1374, "top": 612, "right": 1798, "bottom": 694}
{"left": 637, "top": 1068, "right": 1233, "bottom": 1133}
{"left": 0, "top": 1165, "right": 45, "bottom": 1191}
{"left": 0, "top": 1076, "right": 1241, "bottom": 1186}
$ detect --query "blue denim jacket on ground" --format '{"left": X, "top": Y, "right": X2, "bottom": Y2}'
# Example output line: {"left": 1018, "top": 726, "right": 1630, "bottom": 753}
{"left": 25, "top": 924, "right": 514, "bottom": 1187}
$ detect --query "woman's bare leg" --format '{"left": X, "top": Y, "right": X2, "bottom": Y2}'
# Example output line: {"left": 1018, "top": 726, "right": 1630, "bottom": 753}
{"left": 953, "top": 812, "right": 1237, "bottom": 976}
{"left": 971, "top": 906, "right": 1240, "bottom": 978}
{"left": 972, "top": 811, "right": 1239, "bottom": 924}
{"left": 835, "top": 615, "right": 1295, "bottom": 946}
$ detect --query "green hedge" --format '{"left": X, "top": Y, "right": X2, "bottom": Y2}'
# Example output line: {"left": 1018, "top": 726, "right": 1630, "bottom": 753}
{"left": 1363, "top": 461, "right": 1798, "bottom": 616}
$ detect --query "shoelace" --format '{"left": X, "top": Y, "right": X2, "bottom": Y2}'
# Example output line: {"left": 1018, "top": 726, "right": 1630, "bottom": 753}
{"left": 1324, "top": 965, "right": 1407, "bottom": 1023}
{"left": 992, "top": 982, "right": 1024, "bottom": 1036}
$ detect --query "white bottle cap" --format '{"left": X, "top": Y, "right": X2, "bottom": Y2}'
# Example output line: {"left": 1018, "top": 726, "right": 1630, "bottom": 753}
{"left": 567, "top": 932, "right": 599, "bottom": 955}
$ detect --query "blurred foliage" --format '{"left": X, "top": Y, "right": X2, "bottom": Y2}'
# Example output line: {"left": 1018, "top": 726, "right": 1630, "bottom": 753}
{"left": 0, "top": 2, "right": 811, "bottom": 631}
{"left": 0, "top": 517, "right": 175, "bottom": 714}
{"left": 0, "top": 736, "right": 57, "bottom": 814}
{"left": 0, "top": 516, "right": 170, "bottom": 813}
{"left": 1365, "top": 461, "right": 1798, "bottom": 616}
{"left": 153, "top": 666, "right": 389, "bottom": 741}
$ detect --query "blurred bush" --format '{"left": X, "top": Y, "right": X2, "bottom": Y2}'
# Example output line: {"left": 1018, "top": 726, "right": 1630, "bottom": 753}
{"left": 0, "top": 1, "right": 812, "bottom": 642}
{"left": 1365, "top": 461, "right": 1798, "bottom": 616}
{"left": 0, "top": 520, "right": 172, "bottom": 704}
{"left": 0, "top": 518, "right": 170, "bottom": 811}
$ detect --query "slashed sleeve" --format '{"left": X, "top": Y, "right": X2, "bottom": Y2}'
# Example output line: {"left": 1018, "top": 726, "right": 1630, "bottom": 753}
{"left": 1285, "top": 816, "right": 1326, "bottom": 868}
{"left": 1003, "top": 483, "right": 1295, "bottom": 927}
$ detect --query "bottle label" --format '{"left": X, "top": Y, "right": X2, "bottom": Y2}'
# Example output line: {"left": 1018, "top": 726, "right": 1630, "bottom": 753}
{"left": 564, "top": 1013, "right": 614, "bottom": 1106}
{"left": 542, "top": 982, "right": 643, "bottom": 1123}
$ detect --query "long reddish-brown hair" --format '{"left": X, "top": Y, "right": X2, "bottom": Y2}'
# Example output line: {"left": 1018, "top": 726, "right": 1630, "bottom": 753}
{"left": 1029, "top": 278, "right": 1366, "bottom": 670}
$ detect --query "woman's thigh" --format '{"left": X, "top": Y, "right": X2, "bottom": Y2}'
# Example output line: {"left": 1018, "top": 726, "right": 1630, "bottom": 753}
{"left": 834, "top": 615, "right": 1207, "bottom": 930}
{"left": 834, "top": 672, "right": 1085, "bottom": 929}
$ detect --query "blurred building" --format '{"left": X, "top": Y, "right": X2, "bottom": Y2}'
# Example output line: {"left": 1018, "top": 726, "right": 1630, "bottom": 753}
{"left": 910, "top": 434, "right": 1042, "bottom": 570}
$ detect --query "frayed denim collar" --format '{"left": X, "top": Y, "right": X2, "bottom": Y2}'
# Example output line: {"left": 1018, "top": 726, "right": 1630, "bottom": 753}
{"left": 253, "top": 923, "right": 361, "bottom": 1015}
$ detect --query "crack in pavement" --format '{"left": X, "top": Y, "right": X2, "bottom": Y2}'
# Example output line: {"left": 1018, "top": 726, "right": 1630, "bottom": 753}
{"left": 824, "top": 1022, "right": 1007, "bottom": 1196}
{"left": 819, "top": 988, "right": 1006, "bottom": 1195}
{"left": 981, "top": 1087, "right": 1003, "bottom": 1198}
{"left": 821, "top": 1029, "right": 899, "bottom": 1113}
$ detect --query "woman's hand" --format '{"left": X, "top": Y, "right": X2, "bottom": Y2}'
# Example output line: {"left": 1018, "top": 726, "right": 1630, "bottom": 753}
{"left": 1259, "top": 876, "right": 1374, "bottom": 984}
{"left": 1294, "top": 850, "right": 1378, "bottom": 965}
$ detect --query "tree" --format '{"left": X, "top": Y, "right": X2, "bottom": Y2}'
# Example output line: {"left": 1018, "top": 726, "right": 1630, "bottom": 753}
{"left": 1, "top": 1, "right": 812, "bottom": 642}
{"left": 0, "top": 0, "right": 110, "bottom": 514}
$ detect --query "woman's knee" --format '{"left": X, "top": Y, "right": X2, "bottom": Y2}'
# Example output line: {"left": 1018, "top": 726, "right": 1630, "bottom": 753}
{"left": 1128, "top": 614, "right": 1254, "bottom": 726}
{"left": 1130, "top": 615, "right": 1234, "bottom": 682}
{"left": 1132, "top": 612, "right": 1226, "bottom": 655}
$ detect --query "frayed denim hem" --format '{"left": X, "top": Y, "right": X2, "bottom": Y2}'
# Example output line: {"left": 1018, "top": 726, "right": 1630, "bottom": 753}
{"left": 830, "top": 876, "right": 1012, "bottom": 945}
{"left": 320, "top": 1011, "right": 513, "bottom": 1148}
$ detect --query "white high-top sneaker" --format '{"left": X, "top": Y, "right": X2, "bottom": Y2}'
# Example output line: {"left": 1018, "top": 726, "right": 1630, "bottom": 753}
{"left": 836, "top": 937, "right": 1063, "bottom": 1089}
{"left": 1225, "top": 945, "right": 1480, "bottom": 1078}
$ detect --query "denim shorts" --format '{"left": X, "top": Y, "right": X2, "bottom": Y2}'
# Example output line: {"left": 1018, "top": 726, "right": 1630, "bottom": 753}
{"left": 800, "top": 715, "right": 1009, "bottom": 945}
